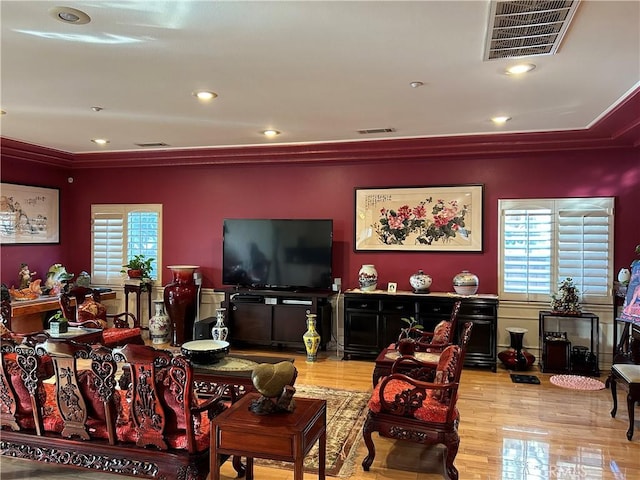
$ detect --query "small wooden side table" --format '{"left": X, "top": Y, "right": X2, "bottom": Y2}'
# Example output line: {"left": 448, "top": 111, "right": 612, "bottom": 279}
{"left": 210, "top": 392, "right": 326, "bottom": 480}
{"left": 123, "top": 281, "right": 152, "bottom": 325}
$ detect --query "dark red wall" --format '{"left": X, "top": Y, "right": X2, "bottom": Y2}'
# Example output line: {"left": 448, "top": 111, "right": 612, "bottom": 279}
{"left": 3, "top": 147, "right": 638, "bottom": 294}
{"left": 1, "top": 157, "right": 69, "bottom": 288}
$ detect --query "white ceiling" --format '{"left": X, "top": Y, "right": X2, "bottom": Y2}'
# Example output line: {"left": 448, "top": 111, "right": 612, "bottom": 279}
{"left": 1, "top": 0, "right": 639, "bottom": 155}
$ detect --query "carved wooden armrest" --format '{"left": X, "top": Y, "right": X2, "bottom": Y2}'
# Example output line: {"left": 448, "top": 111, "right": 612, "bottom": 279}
{"left": 377, "top": 372, "right": 458, "bottom": 415}
{"left": 109, "top": 312, "right": 139, "bottom": 328}
{"left": 390, "top": 355, "right": 438, "bottom": 381}
{"left": 191, "top": 394, "right": 227, "bottom": 419}
{"left": 69, "top": 320, "right": 104, "bottom": 329}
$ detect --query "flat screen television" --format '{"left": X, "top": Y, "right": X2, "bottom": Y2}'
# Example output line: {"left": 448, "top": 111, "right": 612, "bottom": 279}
{"left": 222, "top": 219, "right": 333, "bottom": 291}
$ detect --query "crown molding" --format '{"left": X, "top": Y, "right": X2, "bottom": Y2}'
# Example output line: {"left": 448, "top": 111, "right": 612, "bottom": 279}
{"left": 2, "top": 88, "right": 638, "bottom": 169}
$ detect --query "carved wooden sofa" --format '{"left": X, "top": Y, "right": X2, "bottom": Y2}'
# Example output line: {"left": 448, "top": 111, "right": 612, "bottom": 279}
{"left": 0, "top": 338, "right": 242, "bottom": 480}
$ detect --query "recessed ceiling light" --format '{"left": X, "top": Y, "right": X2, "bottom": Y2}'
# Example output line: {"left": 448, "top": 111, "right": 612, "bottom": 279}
{"left": 91, "top": 138, "right": 110, "bottom": 145}
{"left": 193, "top": 91, "right": 218, "bottom": 101}
{"left": 505, "top": 63, "right": 536, "bottom": 75}
{"left": 491, "top": 116, "right": 512, "bottom": 125}
{"left": 409, "top": 81, "right": 424, "bottom": 88}
{"left": 262, "top": 129, "right": 280, "bottom": 137}
{"left": 49, "top": 7, "right": 91, "bottom": 25}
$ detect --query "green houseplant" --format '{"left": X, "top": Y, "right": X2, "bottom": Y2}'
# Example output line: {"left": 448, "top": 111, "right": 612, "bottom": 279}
{"left": 397, "top": 316, "right": 424, "bottom": 355}
{"left": 122, "top": 254, "right": 154, "bottom": 279}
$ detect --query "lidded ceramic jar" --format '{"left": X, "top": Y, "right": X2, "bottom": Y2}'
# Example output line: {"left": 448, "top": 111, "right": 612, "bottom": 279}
{"left": 409, "top": 270, "right": 432, "bottom": 293}
{"left": 618, "top": 268, "right": 631, "bottom": 284}
{"left": 453, "top": 270, "right": 479, "bottom": 295}
{"left": 358, "top": 264, "right": 378, "bottom": 291}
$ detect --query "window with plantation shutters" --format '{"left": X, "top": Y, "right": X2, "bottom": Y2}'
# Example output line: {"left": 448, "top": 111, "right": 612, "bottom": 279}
{"left": 499, "top": 198, "right": 613, "bottom": 305}
{"left": 91, "top": 204, "right": 162, "bottom": 286}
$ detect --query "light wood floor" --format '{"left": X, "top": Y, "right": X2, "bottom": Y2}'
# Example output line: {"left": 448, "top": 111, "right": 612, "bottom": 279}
{"left": 1, "top": 345, "right": 638, "bottom": 480}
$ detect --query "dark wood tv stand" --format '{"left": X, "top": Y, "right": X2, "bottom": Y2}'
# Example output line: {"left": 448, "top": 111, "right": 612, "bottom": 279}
{"left": 221, "top": 288, "right": 333, "bottom": 351}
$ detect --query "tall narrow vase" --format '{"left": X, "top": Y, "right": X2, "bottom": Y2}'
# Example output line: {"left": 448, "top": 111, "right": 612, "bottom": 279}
{"left": 303, "top": 313, "right": 321, "bottom": 363}
{"left": 164, "top": 265, "right": 199, "bottom": 346}
{"left": 211, "top": 307, "right": 229, "bottom": 341}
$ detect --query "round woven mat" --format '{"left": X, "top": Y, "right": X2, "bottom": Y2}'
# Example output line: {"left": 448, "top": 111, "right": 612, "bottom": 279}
{"left": 549, "top": 374, "right": 605, "bottom": 391}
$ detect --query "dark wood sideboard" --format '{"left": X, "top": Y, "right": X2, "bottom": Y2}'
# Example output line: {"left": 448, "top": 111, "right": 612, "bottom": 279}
{"left": 343, "top": 290, "right": 499, "bottom": 371}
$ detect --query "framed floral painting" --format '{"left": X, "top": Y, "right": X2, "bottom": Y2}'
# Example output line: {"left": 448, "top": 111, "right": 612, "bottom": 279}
{"left": 354, "top": 185, "right": 483, "bottom": 252}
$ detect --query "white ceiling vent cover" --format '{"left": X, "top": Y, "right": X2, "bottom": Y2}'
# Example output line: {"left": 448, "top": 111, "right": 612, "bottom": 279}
{"left": 484, "top": 0, "right": 581, "bottom": 60}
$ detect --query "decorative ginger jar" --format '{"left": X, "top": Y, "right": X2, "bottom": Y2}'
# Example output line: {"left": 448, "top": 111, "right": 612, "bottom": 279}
{"left": 618, "top": 268, "right": 631, "bottom": 284}
{"left": 409, "top": 270, "right": 432, "bottom": 293}
{"left": 453, "top": 270, "right": 479, "bottom": 295}
{"left": 358, "top": 264, "right": 378, "bottom": 291}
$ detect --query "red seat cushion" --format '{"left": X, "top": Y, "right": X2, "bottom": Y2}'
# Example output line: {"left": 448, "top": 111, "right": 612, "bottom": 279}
{"left": 367, "top": 378, "right": 458, "bottom": 423}
{"left": 102, "top": 327, "right": 142, "bottom": 346}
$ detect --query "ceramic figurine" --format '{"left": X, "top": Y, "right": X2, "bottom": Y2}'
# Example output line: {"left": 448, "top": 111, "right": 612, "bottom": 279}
{"left": 18, "top": 263, "right": 36, "bottom": 289}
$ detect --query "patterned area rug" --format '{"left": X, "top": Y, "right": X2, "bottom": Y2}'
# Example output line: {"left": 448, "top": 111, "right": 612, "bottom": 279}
{"left": 255, "top": 384, "right": 370, "bottom": 478}
{"left": 549, "top": 374, "right": 606, "bottom": 390}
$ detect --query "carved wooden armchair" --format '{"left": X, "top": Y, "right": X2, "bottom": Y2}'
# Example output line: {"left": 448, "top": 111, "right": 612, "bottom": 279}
{"left": 413, "top": 301, "right": 462, "bottom": 351}
{"left": 58, "top": 286, "right": 144, "bottom": 347}
{"left": 113, "top": 343, "right": 227, "bottom": 453}
{"left": 362, "top": 344, "right": 465, "bottom": 480}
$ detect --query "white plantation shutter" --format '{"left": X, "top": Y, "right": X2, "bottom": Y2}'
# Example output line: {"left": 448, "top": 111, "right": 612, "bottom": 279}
{"left": 91, "top": 205, "right": 162, "bottom": 286}
{"left": 92, "top": 212, "right": 124, "bottom": 285}
{"left": 557, "top": 205, "right": 612, "bottom": 301}
{"left": 501, "top": 204, "right": 553, "bottom": 301}
{"left": 499, "top": 198, "right": 613, "bottom": 305}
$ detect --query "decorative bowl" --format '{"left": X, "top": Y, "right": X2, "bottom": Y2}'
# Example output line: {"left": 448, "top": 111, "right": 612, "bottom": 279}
{"left": 181, "top": 339, "right": 230, "bottom": 365}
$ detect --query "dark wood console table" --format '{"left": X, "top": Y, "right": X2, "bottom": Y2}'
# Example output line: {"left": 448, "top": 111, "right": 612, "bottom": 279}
{"left": 221, "top": 288, "right": 333, "bottom": 351}
{"left": 343, "top": 290, "right": 499, "bottom": 371}
{"left": 538, "top": 310, "right": 600, "bottom": 376}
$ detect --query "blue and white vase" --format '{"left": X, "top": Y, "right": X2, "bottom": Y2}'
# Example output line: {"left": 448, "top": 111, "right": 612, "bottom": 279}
{"left": 211, "top": 308, "right": 229, "bottom": 341}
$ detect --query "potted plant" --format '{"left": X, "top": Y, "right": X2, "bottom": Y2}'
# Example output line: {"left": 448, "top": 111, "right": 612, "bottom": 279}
{"left": 48, "top": 310, "right": 69, "bottom": 335}
{"left": 397, "top": 316, "right": 423, "bottom": 355}
{"left": 121, "top": 254, "right": 154, "bottom": 280}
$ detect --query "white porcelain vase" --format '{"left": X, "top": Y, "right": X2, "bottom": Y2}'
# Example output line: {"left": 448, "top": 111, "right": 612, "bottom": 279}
{"left": 149, "top": 300, "right": 171, "bottom": 344}
{"left": 358, "top": 264, "right": 378, "bottom": 291}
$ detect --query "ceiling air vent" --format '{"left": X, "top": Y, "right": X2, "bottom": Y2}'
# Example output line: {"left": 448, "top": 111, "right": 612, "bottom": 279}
{"left": 357, "top": 128, "right": 396, "bottom": 135}
{"left": 484, "top": 0, "right": 581, "bottom": 60}
{"left": 135, "top": 142, "right": 170, "bottom": 147}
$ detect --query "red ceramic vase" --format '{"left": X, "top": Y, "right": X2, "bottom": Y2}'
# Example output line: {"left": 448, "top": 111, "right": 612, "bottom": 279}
{"left": 163, "top": 265, "right": 199, "bottom": 346}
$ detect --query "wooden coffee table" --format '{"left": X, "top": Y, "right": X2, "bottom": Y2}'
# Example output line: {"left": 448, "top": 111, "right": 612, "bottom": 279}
{"left": 44, "top": 326, "right": 104, "bottom": 344}
{"left": 191, "top": 354, "right": 294, "bottom": 402}
{"left": 210, "top": 392, "right": 326, "bottom": 480}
